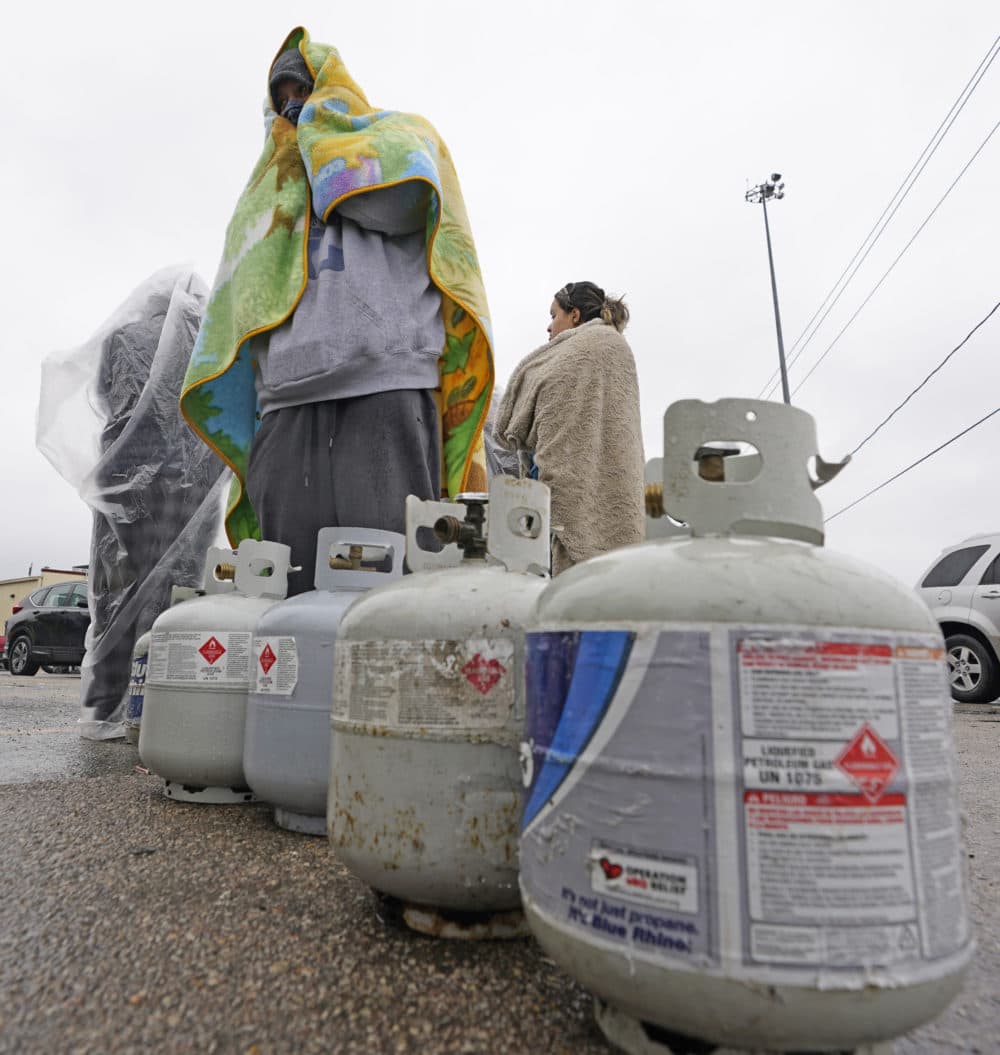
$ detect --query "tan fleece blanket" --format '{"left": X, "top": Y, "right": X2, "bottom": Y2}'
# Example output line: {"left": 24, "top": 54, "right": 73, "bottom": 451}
{"left": 495, "top": 319, "right": 645, "bottom": 571}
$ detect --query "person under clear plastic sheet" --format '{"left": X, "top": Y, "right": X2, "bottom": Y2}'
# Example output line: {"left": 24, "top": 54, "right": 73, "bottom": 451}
{"left": 36, "top": 269, "right": 226, "bottom": 738}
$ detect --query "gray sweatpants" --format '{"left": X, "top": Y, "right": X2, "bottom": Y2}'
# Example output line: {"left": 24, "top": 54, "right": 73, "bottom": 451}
{"left": 246, "top": 390, "right": 440, "bottom": 595}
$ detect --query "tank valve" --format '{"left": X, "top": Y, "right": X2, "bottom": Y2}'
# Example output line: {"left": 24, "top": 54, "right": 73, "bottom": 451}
{"left": 330, "top": 545, "right": 365, "bottom": 571}
{"left": 644, "top": 483, "right": 665, "bottom": 519}
{"left": 433, "top": 516, "right": 465, "bottom": 545}
{"left": 433, "top": 496, "right": 488, "bottom": 559}
{"left": 213, "top": 562, "right": 237, "bottom": 582}
{"left": 695, "top": 447, "right": 730, "bottom": 482}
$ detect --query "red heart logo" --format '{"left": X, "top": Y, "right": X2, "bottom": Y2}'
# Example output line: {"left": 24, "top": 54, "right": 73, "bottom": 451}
{"left": 461, "top": 654, "right": 506, "bottom": 695}
{"left": 599, "top": 857, "right": 623, "bottom": 880}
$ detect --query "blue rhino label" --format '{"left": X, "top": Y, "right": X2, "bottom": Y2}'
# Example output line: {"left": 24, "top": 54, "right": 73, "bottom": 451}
{"left": 520, "top": 624, "right": 969, "bottom": 982}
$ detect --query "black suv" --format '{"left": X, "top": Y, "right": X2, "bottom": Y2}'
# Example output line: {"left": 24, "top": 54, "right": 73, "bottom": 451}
{"left": 4, "top": 581, "right": 90, "bottom": 676}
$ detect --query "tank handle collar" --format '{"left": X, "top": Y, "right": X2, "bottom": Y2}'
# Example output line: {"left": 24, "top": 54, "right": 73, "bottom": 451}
{"left": 660, "top": 398, "right": 849, "bottom": 545}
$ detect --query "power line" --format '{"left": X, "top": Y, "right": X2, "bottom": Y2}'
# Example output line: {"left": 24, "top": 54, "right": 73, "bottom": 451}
{"left": 791, "top": 116, "right": 1000, "bottom": 396}
{"left": 825, "top": 406, "right": 1000, "bottom": 524}
{"left": 758, "top": 34, "right": 1000, "bottom": 400}
{"left": 850, "top": 297, "right": 1000, "bottom": 457}
{"left": 761, "top": 34, "right": 1000, "bottom": 399}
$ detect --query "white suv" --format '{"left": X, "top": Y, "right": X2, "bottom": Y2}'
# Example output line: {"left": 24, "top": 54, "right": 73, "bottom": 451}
{"left": 916, "top": 533, "right": 1000, "bottom": 703}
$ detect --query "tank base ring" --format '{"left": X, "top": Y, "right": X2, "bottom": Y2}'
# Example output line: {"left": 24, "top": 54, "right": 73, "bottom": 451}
{"left": 163, "top": 781, "right": 256, "bottom": 805}
{"left": 274, "top": 807, "right": 326, "bottom": 836}
{"left": 594, "top": 999, "right": 894, "bottom": 1055}
{"left": 397, "top": 901, "right": 528, "bottom": 941}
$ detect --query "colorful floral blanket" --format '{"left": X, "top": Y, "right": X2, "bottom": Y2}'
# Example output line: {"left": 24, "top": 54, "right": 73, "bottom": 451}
{"left": 180, "top": 26, "right": 493, "bottom": 543}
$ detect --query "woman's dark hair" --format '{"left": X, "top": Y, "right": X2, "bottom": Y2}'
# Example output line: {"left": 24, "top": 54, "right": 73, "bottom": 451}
{"left": 554, "top": 281, "right": 629, "bottom": 333}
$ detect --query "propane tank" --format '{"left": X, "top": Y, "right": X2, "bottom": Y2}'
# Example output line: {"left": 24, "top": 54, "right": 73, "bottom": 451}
{"left": 243, "top": 528, "right": 404, "bottom": 835}
{"left": 124, "top": 587, "right": 201, "bottom": 746}
{"left": 139, "top": 540, "right": 290, "bottom": 803}
{"left": 329, "top": 476, "right": 550, "bottom": 938}
{"left": 520, "top": 399, "right": 972, "bottom": 1054}
{"left": 123, "top": 631, "right": 151, "bottom": 746}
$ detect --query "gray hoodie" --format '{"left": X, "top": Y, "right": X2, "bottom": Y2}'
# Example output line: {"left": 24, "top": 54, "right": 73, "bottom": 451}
{"left": 254, "top": 182, "right": 443, "bottom": 414}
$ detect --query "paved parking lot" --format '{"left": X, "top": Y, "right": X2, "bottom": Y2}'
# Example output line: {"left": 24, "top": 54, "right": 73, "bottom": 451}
{"left": 0, "top": 673, "right": 996, "bottom": 1054}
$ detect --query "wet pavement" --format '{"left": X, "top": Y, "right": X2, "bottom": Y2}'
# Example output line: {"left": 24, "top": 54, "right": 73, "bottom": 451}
{"left": 0, "top": 672, "right": 996, "bottom": 1054}
{"left": 0, "top": 673, "right": 135, "bottom": 784}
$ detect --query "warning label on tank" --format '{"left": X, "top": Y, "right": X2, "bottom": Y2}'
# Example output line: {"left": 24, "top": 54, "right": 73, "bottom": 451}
{"left": 252, "top": 636, "right": 299, "bottom": 696}
{"left": 734, "top": 630, "right": 968, "bottom": 968}
{"left": 745, "top": 790, "right": 914, "bottom": 923}
{"left": 745, "top": 788, "right": 924, "bottom": 966}
{"left": 835, "top": 723, "right": 899, "bottom": 800}
{"left": 332, "top": 639, "right": 515, "bottom": 732}
{"left": 738, "top": 639, "right": 898, "bottom": 740}
{"left": 148, "top": 630, "right": 252, "bottom": 687}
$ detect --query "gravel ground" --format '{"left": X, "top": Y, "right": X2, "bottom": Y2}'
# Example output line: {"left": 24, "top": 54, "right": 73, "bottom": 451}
{"left": 893, "top": 707, "right": 1000, "bottom": 1055}
{"left": 0, "top": 775, "right": 609, "bottom": 1055}
{"left": 0, "top": 675, "right": 996, "bottom": 1054}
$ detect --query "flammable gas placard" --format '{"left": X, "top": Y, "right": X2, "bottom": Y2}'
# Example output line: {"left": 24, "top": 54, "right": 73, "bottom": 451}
{"left": 252, "top": 636, "right": 299, "bottom": 696}
{"left": 148, "top": 630, "right": 252, "bottom": 687}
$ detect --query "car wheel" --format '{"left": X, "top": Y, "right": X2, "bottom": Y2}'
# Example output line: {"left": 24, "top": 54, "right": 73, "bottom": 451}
{"left": 9, "top": 636, "right": 40, "bottom": 677}
{"left": 945, "top": 634, "right": 997, "bottom": 703}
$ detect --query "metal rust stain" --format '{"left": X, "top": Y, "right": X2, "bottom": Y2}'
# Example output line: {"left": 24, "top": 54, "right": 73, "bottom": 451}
{"left": 334, "top": 763, "right": 521, "bottom": 885}
{"left": 460, "top": 794, "right": 520, "bottom": 860}
{"left": 335, "top": 795, "right": 429, "bottom": 866}
{"left": 330, "top": 806, "right": 357, "bottom": 848}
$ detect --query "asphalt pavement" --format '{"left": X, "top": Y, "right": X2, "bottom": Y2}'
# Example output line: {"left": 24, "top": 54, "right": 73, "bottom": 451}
{"left": 0, "top": 672, "right": 996, "bottom": 1055}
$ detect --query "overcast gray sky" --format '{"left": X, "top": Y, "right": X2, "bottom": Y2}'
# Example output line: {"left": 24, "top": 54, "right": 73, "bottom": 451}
{"left": 3, "top": 1, "right": 998, "bottom": 590}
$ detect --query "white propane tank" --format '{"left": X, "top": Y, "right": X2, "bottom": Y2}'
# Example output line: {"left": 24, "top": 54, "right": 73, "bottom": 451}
{"left": 520, "top": 399, "right": 973, "bottom": 1055}
{"left": 139, "top": 540, "right": 290, "bottom": 803}
{"left": 329, "top": 476, "right": 551, "bottom": 938}
{"left": 123, "top": 631, "right": 151, "bottom": 746}
{"left": 243, "top": 528, "right": 405, "bottom": 835}
{"left": 124, "top": 587, "right": 201, "bottom": 746}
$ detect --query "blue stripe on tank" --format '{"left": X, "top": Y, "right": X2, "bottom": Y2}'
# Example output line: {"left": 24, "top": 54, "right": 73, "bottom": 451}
{"left": 523, "top": 630, "right": 634, "bottom": 826}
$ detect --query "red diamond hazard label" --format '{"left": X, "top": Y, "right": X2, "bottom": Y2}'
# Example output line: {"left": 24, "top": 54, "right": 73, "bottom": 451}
{"left": 835, "top": 723, "right": 899, "bottom": 802}
{"left": 461, "top": 653, "right": 506, "bottom": 695}
{"left": 198, "top": 636, "right": 226, "bottom": 665}
{"left": 258, "top": 643, "right": 276, "bottom": 675}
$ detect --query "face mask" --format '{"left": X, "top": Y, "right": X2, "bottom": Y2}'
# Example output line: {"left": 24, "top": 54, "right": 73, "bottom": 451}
{"left": 281, "top": 99, "right": 305, "bottom": 125}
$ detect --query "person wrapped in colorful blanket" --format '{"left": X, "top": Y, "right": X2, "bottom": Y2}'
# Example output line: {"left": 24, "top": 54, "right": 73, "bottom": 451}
{"left": 495, "top": 282, "right": 645, "bottom": 575}
{"left": 181, "top": 28, "right": 493, "bottom": 594}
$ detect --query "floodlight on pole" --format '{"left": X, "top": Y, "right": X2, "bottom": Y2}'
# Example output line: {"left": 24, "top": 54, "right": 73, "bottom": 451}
{"left": 746, "top": 173, "right": 790, "bottom": 404}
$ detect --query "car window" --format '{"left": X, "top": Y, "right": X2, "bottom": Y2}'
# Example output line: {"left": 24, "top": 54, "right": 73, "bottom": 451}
{"left": 42, "top": 585, "right": 74, "bottom": 607}
{"left": 922, "top": 545, "right": 991, "bottom": 588}
{"left": 70, "top": 583, "right": 89, "bottom": 608}
{"left": 979, "top": 554, "right": 1000, "bottom": 586}
{"left": 28, "top": 587, "right": 50, "bottom": 606}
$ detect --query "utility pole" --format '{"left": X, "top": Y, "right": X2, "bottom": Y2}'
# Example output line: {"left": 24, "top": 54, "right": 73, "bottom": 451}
{"left": 746, "top": 173, "right": 790, "bottom": 404}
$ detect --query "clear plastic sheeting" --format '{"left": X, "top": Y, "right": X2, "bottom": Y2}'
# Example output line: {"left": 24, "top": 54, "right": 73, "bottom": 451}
{"left": 37, "top": 266, "right": 228, "bottom": 740}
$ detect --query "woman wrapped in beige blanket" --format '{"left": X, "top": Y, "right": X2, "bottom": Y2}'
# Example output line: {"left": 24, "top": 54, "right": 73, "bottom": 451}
{"left": 495, "top": 282, "right": 645, "bottom": 575}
